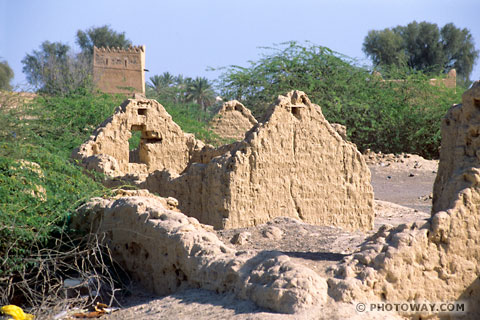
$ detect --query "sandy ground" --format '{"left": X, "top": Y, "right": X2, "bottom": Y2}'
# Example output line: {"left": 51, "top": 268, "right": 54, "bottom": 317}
{"left": 82, "top": 153, "right": 437, "bottom": 320}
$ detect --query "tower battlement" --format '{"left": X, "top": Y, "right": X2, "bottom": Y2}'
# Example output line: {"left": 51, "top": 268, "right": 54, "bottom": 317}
{"left": 93, "top": 45, "right": 145, "bottom": 94}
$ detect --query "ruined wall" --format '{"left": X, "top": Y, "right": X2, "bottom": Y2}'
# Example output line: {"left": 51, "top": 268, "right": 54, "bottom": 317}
{"left": 209, "top": 100, "right": 258, "bottom": 141}
{"left": 225, "top": 91, "right": 373, "bottom": 230}
{"left": 328, "top": 82, "right": 480, "bottom": 317}
{"left": 74, "top": 91, "right": 374, "bottom": 231}
{"left": 374, "top": 69, "right": 456, "bottom": 90}
{"left": 74, "top": 190, "right": 327, "bottom": 314}
{"left": 72, "top": 98, "right": 204, "bottom": 177}
{"left": 93, "top": 46, "right": 145, "bottom": 94}
{"left": 143, "top": 91, "right": 374, "bottom": 231}
{"left": 433, "top": 82, "right": 480, "bottom": 212}
{"left": 429, "top": 69, "right": 457, "bottom": 89}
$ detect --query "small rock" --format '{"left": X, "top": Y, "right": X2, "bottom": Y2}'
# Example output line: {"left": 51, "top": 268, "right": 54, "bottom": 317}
{"left": 166, "top": 197, "right": 179, "bottom": 209}
{"left": 262, "top": 226, "right": 283, "bottom": 240}
{"left": 230, "top": 231, "right": 251, "bottom": 245}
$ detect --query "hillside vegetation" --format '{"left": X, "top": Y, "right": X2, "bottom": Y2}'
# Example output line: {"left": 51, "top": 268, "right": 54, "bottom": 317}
{"left": 0, "top": 92, "right": 123, "bottom": 307}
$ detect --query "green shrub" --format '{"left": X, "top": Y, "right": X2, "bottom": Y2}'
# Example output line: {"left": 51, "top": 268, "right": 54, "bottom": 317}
{"left": 162, "top": 102, "right": 222, "bottom": 144}
{"left": 0, "top": 91, "right": 123, "bottom": 277}
{"left": 0, "top": 142, "right": 109, "bottom": 275}
{"left": 216, "top": 41, "right": 464, "bottom": 158}
{"left": 19, "top": 91, "right": 124, "bottom": 157}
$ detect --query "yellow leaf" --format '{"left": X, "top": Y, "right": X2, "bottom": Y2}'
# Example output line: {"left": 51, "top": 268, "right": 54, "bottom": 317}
{"left": 0, "top": 305, "right": 34, "bottom": 320}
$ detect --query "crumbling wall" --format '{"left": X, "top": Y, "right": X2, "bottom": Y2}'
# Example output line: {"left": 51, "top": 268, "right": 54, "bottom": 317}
{"left": 74, "top": 91, "right": 374, "bottom": 231}
{"left": 223, "top": 91, "right": 374, "bottom": 230}
{"left": 330, "top": 123, "right": 348, "bottom": 140}
{"left": 429, "top": 69, "right": 457, "bottom": 90}
{"left": 374, "top": 69, "right": 456, "bottom": 90}
{"left": 433, "top": 83, "right": 480, "bottom": 212}
{"left": 142, "top": 91, "right": 374, "bottom": 231}
{"left": 209, "top": 100, "right": 258, "bottom": 141}
{"left": 74, "top": 190, "right": 327, "bottom": 314}
{"left": 72, "top": 98, "right": 204, "bottom": 177}
{"left": 328, "top": 82, "right": 480, "bottom": 317}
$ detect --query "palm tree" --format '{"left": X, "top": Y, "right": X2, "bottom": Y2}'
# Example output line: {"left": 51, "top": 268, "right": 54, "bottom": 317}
{"left": 147, "top": 72, "right": 175, "bottom": 93}
{"left": 185, "top": 77, "right": 215, "bottom": 111}
{"left": 173, "top": 74, "right": 191, "bottom": 103}
{"left": 159, "top": 72, "right": 175, "bottom": 87}
{"left": 147, "top": 74, "right": 162, "bottom": 93}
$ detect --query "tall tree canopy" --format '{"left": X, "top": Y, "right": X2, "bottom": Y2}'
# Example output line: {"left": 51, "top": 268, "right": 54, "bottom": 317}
{"left": 21, "top": 41, "right": 91, "bottom": 94}
{"left": 22, "top": 41, "right": 70, "bottom": 92}
{"left": 21, "top": 26, "right": 131, "bottom": 94}
{"left": 0, "top": 59, "right": 14, "bottom": 90}
{"left": 76, "top": 25, "right": 131, "bottom": 54}
{"left": 363, "top": 21, "right": 479, "bottom": 83}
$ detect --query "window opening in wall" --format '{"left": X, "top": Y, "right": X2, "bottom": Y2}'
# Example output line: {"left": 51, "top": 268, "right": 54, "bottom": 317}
{"left": 128, "top": 131, "right": 141, "bottom": 151}
{"left": 291, "top": 106, "right": 301, "bottom": 119}
{"left": 129, "top": 125, "right": 145, "bottom": 164}
{"left": 474, "top": 99, "right": 480, "bottom": 109}
{"left": 138, "top": 108, "right": 147, "bottom": 116}
{"left": 105, "top": 58, "right": 108, "bottom": 66}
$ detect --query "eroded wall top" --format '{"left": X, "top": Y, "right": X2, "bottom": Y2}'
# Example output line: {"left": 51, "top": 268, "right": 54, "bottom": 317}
{"left": 72, "top": 98, "right": 204, "bottom": 177}
{"left": 209, "top": 100, "right": 258, "bottom": 141}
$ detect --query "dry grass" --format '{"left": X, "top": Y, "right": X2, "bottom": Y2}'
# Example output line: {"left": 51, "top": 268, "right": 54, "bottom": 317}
{"left": 0, "top": 233, "right": 128, "bottom": 318}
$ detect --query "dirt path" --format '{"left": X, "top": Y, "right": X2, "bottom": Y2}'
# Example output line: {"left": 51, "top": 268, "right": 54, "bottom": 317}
{"left": 369, "top": 165, "right": 436, "bottom": 213}
{"left": 84, "top": 154, "right": 437, "bottom": 320}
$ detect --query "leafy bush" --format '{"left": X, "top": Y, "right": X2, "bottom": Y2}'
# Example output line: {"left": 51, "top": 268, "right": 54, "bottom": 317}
{"left": 216, "top": 41, "right": 463, "bottom": 158}
{"left": 0, "top": 91, "right": 123, "bottom": 278}
{"left": 147, "top": 88, "right": 226, "bottom": 145}
{"left": 0, "top": 143, "right": 109, "bottom": 275}
{"left": 162, "top": 102, "right": 222, "bottom": 144}
{"left": 19, "top": 90, "right": 124, "bottom": 157}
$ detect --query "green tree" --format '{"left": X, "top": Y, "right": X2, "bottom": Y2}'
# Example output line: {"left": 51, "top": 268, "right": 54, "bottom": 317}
{"left": 362, "top": 29, "right": 406, "bottom": 67}
{"left": 22, "top": 41, "right": 70, "bottom": 93}
{"left": 147, "top": 75, "right": 163, "bottom": 93}
{"left": 441, "top": 23, "right": 479, "bottom": 83}
{"left": 363, "top": 21, "right": 479, "bottom": 83}
{"left": 217, "top": 41, "right": 361, "bottom": 117}
{"left": 0, "top": 59, "right": 14, "bottom": 90}
{"left": 21, "top": 41, "right": 92, "bottom": 94}
{"left": 186, "top": 77, "right": 215, "bottom": 111}
{"left": 76, "top": 25, "right": 132, "bottom": 55}
{"left": 147, "top": 72, "right": 185, "bottom": 102}
{"left": 174, "top": 74, "right": 192, "bottom": 102}
{"left": 147, "top": 72, "right": 177, "bottom": 91}
{"left": 217, "top": 41, "right": 461, "bottom": 158}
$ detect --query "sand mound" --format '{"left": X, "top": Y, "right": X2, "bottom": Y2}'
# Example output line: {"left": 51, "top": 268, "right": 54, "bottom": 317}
{"left": 73, "top": 190, "right": 327, "bottom": 314}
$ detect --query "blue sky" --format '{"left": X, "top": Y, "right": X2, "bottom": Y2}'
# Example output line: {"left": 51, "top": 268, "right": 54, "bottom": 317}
{"left": 1, "top": 0, "right": 479, "bottom": 90}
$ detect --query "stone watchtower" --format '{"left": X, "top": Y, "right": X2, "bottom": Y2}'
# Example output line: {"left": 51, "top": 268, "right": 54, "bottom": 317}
{"left": 93, "top": 45, "right": 145, "bottom": 94}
